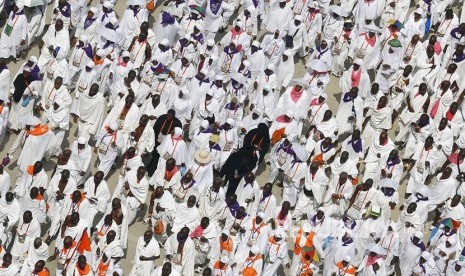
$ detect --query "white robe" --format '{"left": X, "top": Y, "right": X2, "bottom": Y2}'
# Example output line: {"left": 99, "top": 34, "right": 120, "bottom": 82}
{"left": 0, "top": 11, "right": 27, "bottom": 58}
{"left": 164, "top": 234, "right": 196, "bottom": 276}
{"left": 129, "top": 237, "right": 161, "bottom": 276}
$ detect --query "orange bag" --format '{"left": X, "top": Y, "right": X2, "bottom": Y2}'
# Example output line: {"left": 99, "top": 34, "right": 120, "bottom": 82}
{"left": 351, "top": 177, "right": 359, "bottom": 185}
{"left": 153, "top": 219, "right": 164, "bottom": 235}
{"left": 271, "top": 128, "right": 286, "bottom": 145}
{"left": 311, "top": 153, "right": 324, "bottom": 166}
{"left": 146, "top": 0, "right": 155, "bottom": 12}
{"left": 242, "top": 267, "right": 258, "bottom": 276}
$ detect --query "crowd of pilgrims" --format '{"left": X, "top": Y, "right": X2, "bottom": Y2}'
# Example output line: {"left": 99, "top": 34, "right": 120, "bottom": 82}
{"left": 0, "top": 0, "right": 465, "bottom": 274}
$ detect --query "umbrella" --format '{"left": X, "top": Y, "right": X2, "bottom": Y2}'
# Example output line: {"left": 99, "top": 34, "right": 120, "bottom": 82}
{"left": 440, "top": 218, "right": 461, "bottom": 231}
{"left": 290, "top": 78, "right": 311, "bottom": 89}
{"left": 366, "top": 243, "right": 386, "bottom": 255}
{"left": 189, "top": 5, "right": 205, "bottom": 17}
{"left": 329, "top": 5, "right": 348, "bottom": 17}
{"left": 307, "top": 59, "right": 329, "bottom": 72}
{"left": 292, "top": 143, "right": 309, "bottom": 162}
{"left": 387, "top": 19, "right": 404, "bottom": 29}
{"left": 18, "top": 0, "right": 46, "bottom": 7}
{"left": 21, "top": 115, "right": 41, "bottom": 126}
{"left": 378, "top": 178, "right": 399, "bottom": 190}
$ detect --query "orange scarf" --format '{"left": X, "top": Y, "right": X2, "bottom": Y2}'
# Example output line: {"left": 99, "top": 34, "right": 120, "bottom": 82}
{"left": 27, "top": 125, "right": 49, "bottom": 136}
{"left": 76, "top": 264, "right": 91, "bottom": 275}
{"left": 93, "top": 55, "right": 104, "bottom": 65}
{"left": 97, "top": 260, "right": 110, "bottom": 276}
{"left": 27, "top": 165, "right": 35, "bottom": 176}
{"left": 220, "top": 237, "right": 233, "bottom": 252}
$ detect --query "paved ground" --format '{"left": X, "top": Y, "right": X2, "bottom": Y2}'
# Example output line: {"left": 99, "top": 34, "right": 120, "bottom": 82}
{"left": 0, "top": 0, "right": 421, "bottom": 274}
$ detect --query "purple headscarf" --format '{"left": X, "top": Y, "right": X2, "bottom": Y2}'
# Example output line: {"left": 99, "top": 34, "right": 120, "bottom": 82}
{"left": 209, "top": 0, "right": 222, "bottom": 15}
{"left": 161, "top": 12, "right": 175, "bottom": 25}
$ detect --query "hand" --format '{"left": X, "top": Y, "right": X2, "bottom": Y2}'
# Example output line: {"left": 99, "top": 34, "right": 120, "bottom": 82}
{"left": 20, "top": 40, "right": 25, "bottom": 45}
{"left": 285, "top": 263, "right": 291, "bottom": 269}
{"left": 139, "top": 256, "right": 147, "bottom": 261}
{"left": 139, "top": 203, "right": 146, "bottom": 210}
{"left": 94, "top": 147, "right": 98, "bottom": 153}
{"left": 80, "top": 171, "right": 85, "bottom": 176}
{"left": 148, "top": 115, "right": 157, "bottom": 120}
{"left": 124, "top": 182, "right": 129, "bottom": 190}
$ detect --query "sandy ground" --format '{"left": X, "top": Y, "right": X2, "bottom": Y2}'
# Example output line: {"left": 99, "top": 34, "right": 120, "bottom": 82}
{"left": 0, "top": 0, "right": 422, "bottom": 274}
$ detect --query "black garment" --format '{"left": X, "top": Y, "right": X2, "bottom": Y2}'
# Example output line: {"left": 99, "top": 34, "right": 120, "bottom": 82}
{"left": 243, "top": 123, "right": 271, "bottom": 164}
{"left": 146, "top": 110, "right": 182, "bottom": 176}
{"left": 12, "top": 73, "right": 35, "bottom": 103}
{"left": 220, "top": 146, "right": 258, "bottom": 197}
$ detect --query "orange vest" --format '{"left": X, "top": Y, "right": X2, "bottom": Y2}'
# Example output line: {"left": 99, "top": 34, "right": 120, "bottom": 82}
{"left": 294, "top": 229, "right": 314, "bottom": 256}
{"left": 214, "top": 261, "right": 229, "bottom": 275}
{"left": 28, "top": 125, "right": 49, "bottom": 136}
{"left": 336, "top": 261, "right": 356, "bottom": 276}
{"left": 97, "top": 260, "right": 110, "bottom": 276}
{"left": 220, "top": 237, "right": 233, "bottom": 253}
{"left": 75, "top": 264, "right": 91, "bottom": 275}
{"left": 32, "top": 268, "right": 50, "bottom": 276}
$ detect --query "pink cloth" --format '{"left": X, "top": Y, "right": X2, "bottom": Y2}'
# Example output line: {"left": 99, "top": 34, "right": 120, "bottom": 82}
{"left": 351, "top": 69, "right": 362, "bottom": 87}
{"left": 276, "top": 115, "right": 287, "bottom": 123}
{"left": 290, "top": 87, "right": 303, "bottom": 103}
{"left": 189, "top": 225, "right": 204, "bottom": 238}
{"left": 434, "top": 42, "right": 442, "bottom": 55}
{"left": 430, "top": 98, "right": 441, "bottom": 118}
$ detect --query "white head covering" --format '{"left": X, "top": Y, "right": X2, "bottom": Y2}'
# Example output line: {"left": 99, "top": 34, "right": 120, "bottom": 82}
{"left": 103, "top": 1, "right": 113, "bottom": 8}
{"left": 174, "top": 127, "right": 183, "bottom": 136}
{"left": 250, "top": 245, "right": 260, "bottom": 255}
{"left": 220, "top": 256, "right": 229, "bottom": 264}
{"left": 109, "top": 121, "right": 119, "bottom": 131}
{"left": 414, "top": 231, "right": 423, "bottom": 239}
{"left": 285, "top": 110, "right": 294, "bottom": 118}
{"left": 15, "top": 2, "right": 24, "bottom": 11}
{"left": 77, "top": 136, "right": 88, "bottom": 145}
{"left": 160, "top": 38, "right": 169, "bottom": 46}
{"left": 96, "top": 49, "right": 105, "bottom": 57}
{"left": 200, "top": 120, "right": 209, "bottom": 129}
{"left": 122, "top": 51, "right": 130, "bottom": 58}
{"left": 80, "top": 34, "right": 89, "bottom": 44}
{"left": 207, "top": 39, "right": 215, "bottom": 46}
{"left": 226, "top": 118, "right": 235, "bottom": 126}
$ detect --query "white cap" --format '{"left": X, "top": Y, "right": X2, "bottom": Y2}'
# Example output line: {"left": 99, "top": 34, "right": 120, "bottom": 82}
{"left": 103, "top": 1, "right": 113, "bottom": 8}
{"left": 414, "top": 231, "right": 423, "bottom": 239}
{"left": 252, "top": 40, "right": 260, "bottom": 47}
{"left": 343, "top": 255, "right": 352, "bottom": 262}
{"left": 207, "top": 39, "right": 215, "bottom": 46}
{"left": 283, "top": 49, "right": 292, "bottom": 56}
{"left": 266, "top": 64, "right": 274, "bottom": 71}
{"left": 28, "top": 56, "right": 38, "bottom": 63}
{"left": 226, "top": 118, "right": 235, "bottom": 126}
{"left": 222, "top": 229, "right": 230, "bottom": 236}
{"left": 160, "top": 38, "right": 169, "bottom": 46}
{"left": 109, "top": 17, "right": 119, "bottom": 26}
{"left": 215, "top": 75, "right": 224, "bottom": 81}
{"left": 220, "top": 256, "right": 229, "bottom": 264}
{"left": 80, "top": 34, "right": 89, "bottom": 44}
{"left": 77, "top": 136, "right": 87, "bottom": 144}
{"left": 243, "top": 60, "right": 250, "bottom": 67}
{"left": 96, "top": 49, "right": 105, "bottom": 56}
{"left": 200, "top": 120, "right": 209, "bottom": 129}
{"left": 250, "top": 245, "right": 260, "bottom": 255}
{"left": 122, "top": 51, "right": 130, "bottom": 58}
{"left": 295, "top": 15, "right": 303, "bottom": 21}
{"left": 414, "top": 8, "right": 423, "bottom": 16}
{"left": 420, "top": 251, "right": 430, "bottom": 259}
{"left": 174, "top": 127, "right": 183, "bottom": 136}
{"left": 235, "top": 21, "right": 243, "bottom": 28}
{"left": 257, "top": 212, "right": 265, "bottom": 219}
{"left": 200, "top": 68, "right": 208, "bottom": 75}
{"left": 109, "top": 121, "right": 118, "bottom": 131}
{"left": 85, "top": 61, "right": 95, "bottom": 68}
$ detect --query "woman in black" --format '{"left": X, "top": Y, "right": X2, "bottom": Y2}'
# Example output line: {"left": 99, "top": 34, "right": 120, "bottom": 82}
{"left": 220, "top": 145, "right": 258, "bottom": 197}
{"left": 243, "top": 123, "right": 271, "bottom": 164}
